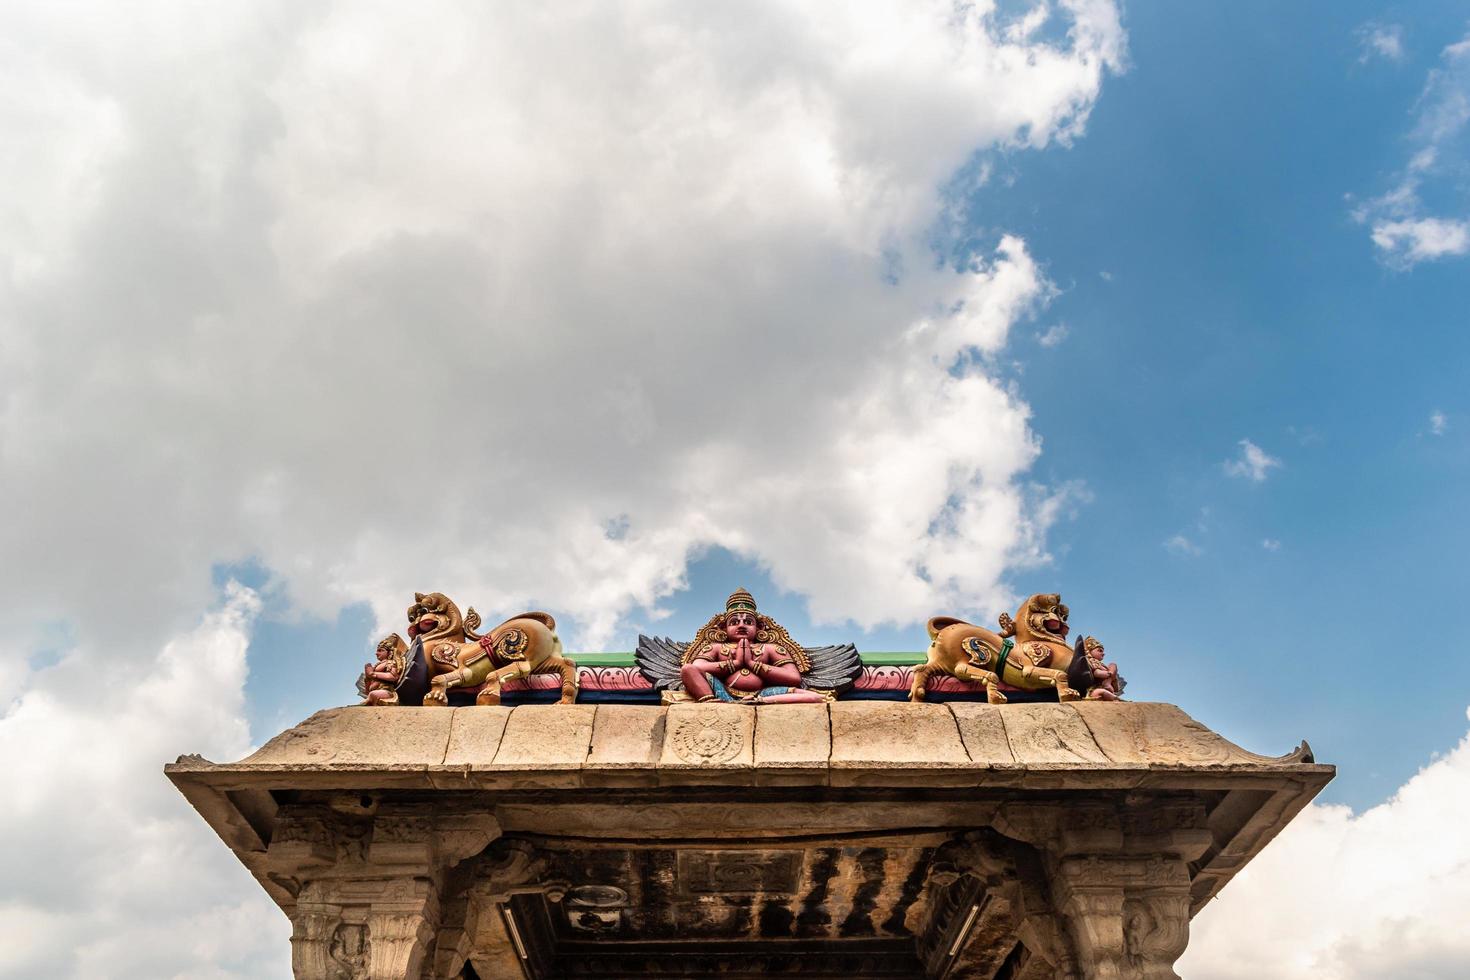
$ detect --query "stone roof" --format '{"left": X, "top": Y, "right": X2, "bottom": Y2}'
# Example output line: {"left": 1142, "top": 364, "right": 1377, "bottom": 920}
{"left": 168, "top": 701, "right": 1330, "bottom": 923}
{"left": 171, "top": 701, "right": 1322, "bottom": 791}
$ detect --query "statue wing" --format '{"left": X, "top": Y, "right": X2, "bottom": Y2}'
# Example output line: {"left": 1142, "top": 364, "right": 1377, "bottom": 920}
{"left": 800, "top": 643, "right": 862, "bottom": 694}
{"left": 395, "top": 637, "right": 432, "bottom": 706}
{"left": 635, "top": 634, "right": 689, "bottom": 691}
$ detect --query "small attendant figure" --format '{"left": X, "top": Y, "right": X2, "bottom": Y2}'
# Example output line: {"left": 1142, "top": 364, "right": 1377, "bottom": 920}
{"left": 1072, "top": 635, "right": 1124, "bottom": 700}
{"left": 359, "top": 634, "right": 408, "bottom": 706}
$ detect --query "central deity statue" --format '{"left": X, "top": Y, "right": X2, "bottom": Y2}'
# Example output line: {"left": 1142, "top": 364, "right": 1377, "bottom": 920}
{"left": 636, "top": 588, "right": 862, "bottom": 703}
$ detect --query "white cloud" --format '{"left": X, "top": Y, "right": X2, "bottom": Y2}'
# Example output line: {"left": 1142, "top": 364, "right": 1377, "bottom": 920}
{"left": 1430, "top": 410, "right": 1448, "bottom": 435}
{"left": 1224, "top": 439, "right": 1283, "bottom": 482}
{"left": 1164, "top": 534, "right": 1202, "bottom": 557}
{"left": 1370, "top": 217, "right": 1470, "bottom": 262}
{"left": 1357, "top": 23, "right": 1405, "bottom": 63}
{"left": 1038, "top": 323, "right": 1070, "bottom": 348}
{"left": 0, "top": 5, "right": 1125, "bottom": 975}
{"left": 0, "top": 584, "right": 289, "bottom": 978}
{"left": 0, "top": 0, "right": 1125, "bottom": 659}
{"left": 1183, "top": 707, "right": 1470, "bottom": 979}
{"left": 1355, "top": 30, "right": 1470, "bottom": 267}
{"left": 1261, "top": 538, "right": 1281, "bottom": 551}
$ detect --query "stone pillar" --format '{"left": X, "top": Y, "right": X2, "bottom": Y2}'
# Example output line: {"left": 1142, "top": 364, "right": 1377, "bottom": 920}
{"left": 1049, "top": 856, "right": 1191, "bottom": 980}
{"left": 288, "top": 907, "right": 342, "bottom": 979}
{"left": 268, "top": 804, "right": 500, "bottom": 980}
{"left": 994, "top": 799, "right": 1209, "bottom": 980}
{"left": 290, "top": 877, "right": 439, "bottom": 979}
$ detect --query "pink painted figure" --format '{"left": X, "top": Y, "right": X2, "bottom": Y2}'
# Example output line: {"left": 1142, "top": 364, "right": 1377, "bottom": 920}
{"left": 1076, "top": 635, "right": 1124, "bottom": 701}
{"left": 361, "top": 634, "right": 407, "bottom": 706}
{"left": 679, "top": 589, "right": 829, "bottom": 704}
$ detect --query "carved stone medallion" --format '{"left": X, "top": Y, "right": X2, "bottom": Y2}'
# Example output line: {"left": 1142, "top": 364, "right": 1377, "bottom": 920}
{"left": 678, "top": 850, "right": 801, "bottom": 894}
{"left": 670, "top": 715, "right": 743, "bottom": 763}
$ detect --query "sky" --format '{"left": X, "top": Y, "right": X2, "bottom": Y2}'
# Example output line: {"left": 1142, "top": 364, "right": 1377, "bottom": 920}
{"left": 2, "top": 2, "right": 1469, "bottom": 977}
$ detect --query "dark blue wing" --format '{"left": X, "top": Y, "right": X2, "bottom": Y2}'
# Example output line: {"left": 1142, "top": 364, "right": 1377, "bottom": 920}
{"left": 802, "top": 643, "right": 862, "bottom": 693}
{"left": 635, "top": 635, "right": 689, "bottom": 691}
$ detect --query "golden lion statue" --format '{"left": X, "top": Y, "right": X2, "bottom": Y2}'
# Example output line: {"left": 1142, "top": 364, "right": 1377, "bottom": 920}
{"left": 909, "top": 593, "right": 1119, "bottom": 704}
{"left": 410, "top": 592, "right": 578, "bottom": 706}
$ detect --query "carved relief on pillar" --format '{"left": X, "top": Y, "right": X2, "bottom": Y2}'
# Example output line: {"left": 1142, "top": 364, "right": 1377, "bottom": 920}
{"left": 1049, "top": 855, "right": 1192, "bottom": 980}
{"left": 289, "top": 909, "right": 345, "bottom": 980}
{"left": 1123, "top": 891, "right": 1192, "bottom": 979}
{"left": 365, "top": 906, "right": 437, "bottom": 980}
{"left": 984, "top": 800, "right": 1207, "bottom": 980}
{"left": 272, "top": 804, "right": 500, "bottom": 980}
{"left": 290, "top": 877, "right": 440, "bottom": 980}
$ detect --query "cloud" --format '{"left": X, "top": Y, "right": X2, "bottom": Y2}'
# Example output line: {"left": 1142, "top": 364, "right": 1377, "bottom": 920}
{"left": 1355, "top": 30, "right": 1470, "bottom": 267}
{"left": 1430, "top": 410, "right": 1448, "bottom": 435}
{"left": 1370, "top": 217, "right": 1470, "bottom": 262}
{"left": 1224, "top": 439, "right": 1283, "bottom": 482}
{"left": 1182, "top": 707, "right": 1470, "bottom": 979}
{"left": 1037, "top": 323, "right": 1070, "bottom": 348}
{"left": 0, "top": 584, "right": 289, "bottom": 978}
{"left": 0, "top": 5, "right": 1125, "bottom": 975}
{"left": 1261, "top": 538, "right": 1281, "bottom": 551}
{"left": 1357, "top": 23, "right": 1405, "bottom": 63}
{"left": 1164, "top": 534, "right": 1203, "bottom": 557}
{"left": 0, "top": 0, "right": 1125, "bottom": 660}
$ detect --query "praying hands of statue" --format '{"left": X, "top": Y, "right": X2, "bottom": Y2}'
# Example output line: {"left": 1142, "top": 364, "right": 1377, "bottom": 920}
{"left": 365, "top": 661, "right": 400, "bottom": 686}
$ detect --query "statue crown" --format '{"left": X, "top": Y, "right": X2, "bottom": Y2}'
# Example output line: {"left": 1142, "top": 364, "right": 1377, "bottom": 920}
{"left": 725, "top": 587, "right": 757, "bottom": 614}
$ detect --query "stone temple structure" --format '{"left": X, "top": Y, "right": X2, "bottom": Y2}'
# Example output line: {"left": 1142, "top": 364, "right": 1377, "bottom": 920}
{"left": 171, "top": 591, "right": 1329, "bottom": 976}
{"left": 169, "top": 700, "right": 1330, "bottom": 978}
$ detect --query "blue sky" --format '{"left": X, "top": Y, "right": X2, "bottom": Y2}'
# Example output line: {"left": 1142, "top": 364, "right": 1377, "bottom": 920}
{"left": 234, "top": 3, "right": 1470, "bottom": 813}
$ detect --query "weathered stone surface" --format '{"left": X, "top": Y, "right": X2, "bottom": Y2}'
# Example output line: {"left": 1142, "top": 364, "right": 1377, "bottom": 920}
{"left": 491, "top": 704, "right": 596, "bottom": 771}
{"left": 242, "top": 707, "right": 455, "bottom": 768}
{"left": 829, "top": 702, "right": 969, "bottom": 785}
{"left": 492, "top": 801, "right": 1002, "bottom": 838}
{"left": 585, "top": 705, "right": 665, "bottom": 782}
{"left": 441, "top": 708, "right": 513, "bottom": 769}
{"left": 752, "top": 704, "right": 831, "bottom": 784}
{"left": 1000, "top": 703, "right": 1110, "bottom": 766}
{"left": 1072, "top": 701, "right": 1281, "bottom": 768}
{"left": 948, "top": 702, "right": 1017, "bottom": 768}
{"left": 658, "top": 702, "right": 755, "bottom": 776}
